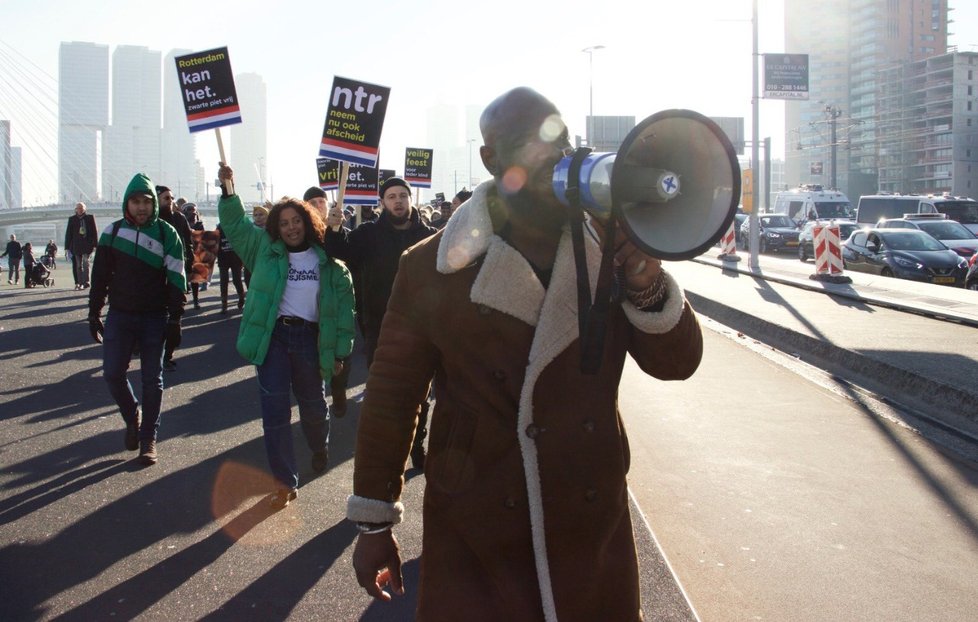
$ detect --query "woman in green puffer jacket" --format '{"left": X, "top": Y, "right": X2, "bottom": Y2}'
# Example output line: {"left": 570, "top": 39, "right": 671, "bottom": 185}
{"left": 217, "top": 164, "right": 355, "bottom": 510}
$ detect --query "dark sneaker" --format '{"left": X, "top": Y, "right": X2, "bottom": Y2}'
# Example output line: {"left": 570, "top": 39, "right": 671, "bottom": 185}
{"left": 311, "top": 450, "right": 329, "bottom": 473}
{"left": 124, "top": 409, "right": 140, "bottom": 451}
{"left": 162, "top": 359, "right": 176, "bottom": 372}
{"left": 410, "top": 444, "right": 426, "bottom": 471}
{"left": 269, "top": 488, "right": 297, "bottom": 510}
{"left": 139, "top": 439, "right": 158, "bottom": 466}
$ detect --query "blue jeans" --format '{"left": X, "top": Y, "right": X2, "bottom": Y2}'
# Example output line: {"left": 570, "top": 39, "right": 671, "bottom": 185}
{"left": 102, "top": 309, "right": 166, "bottom": 441}
{"left": 256, "top": 321, "right": 329, "bottom": 489}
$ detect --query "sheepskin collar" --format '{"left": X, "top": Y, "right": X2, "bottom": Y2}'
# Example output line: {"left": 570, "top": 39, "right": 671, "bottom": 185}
{"left": 437, "top": 180, "right": 602, "bottom": 328}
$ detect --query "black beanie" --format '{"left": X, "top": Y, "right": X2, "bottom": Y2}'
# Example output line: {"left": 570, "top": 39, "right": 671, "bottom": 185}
{"left": 303, "top": 186, "right": 327, "bottom": 202}
{"left": 155, "top": 185, "right": 171, "bottom": 195}
{"left": 379, "top": 177, "right": 411, "bottom": 198}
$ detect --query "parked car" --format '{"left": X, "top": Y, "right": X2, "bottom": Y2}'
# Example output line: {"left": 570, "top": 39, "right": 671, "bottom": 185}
{"left": 797, "top": 220, "right": 860, "bottom": 262}
{"left": 842, "top": 228, "right": 969, "bottom": 287}
{"left": 738, "top": 214, "right": 800, "bottom": 253}
{"left": 732, "top": 210, "right": 749, "bottom": 246}
{"left": 967, "top": 253, "right": 978, "bottom": 291}
{"left": 875, "top": 216, "right": 978, "bottom": 259}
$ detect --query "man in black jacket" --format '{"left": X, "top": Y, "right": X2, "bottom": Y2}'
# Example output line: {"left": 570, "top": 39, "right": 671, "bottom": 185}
{"left": 325, "top": 177, "right": 435, "bottom": 467}
{"left": 156, "top": 185, "right": 193, "bottom": 371}
{"left": 2, "top": 234, "right": 23, "bottom": 284}
{"left": 65, "top": 202, "right": 98, "bottom": 290}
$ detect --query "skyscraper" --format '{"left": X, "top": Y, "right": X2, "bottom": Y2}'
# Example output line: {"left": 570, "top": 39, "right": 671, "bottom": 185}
{"left": 162, "top": 49, "right": 199, "bottom": 200}
{"left": 1, "top": 120, "right": 11, "bottom": 209}
{"left": 10, "top": 146, "right": 22, "bottom": 210}
{"left": 103, "top": 45, "right": 161, "bottom": 203}
{"left": 229, "top": 73, "right": 267, "bottom": 204}
{"left": 59, "top": 42, "right": 109, "bottom": 204}
{"left": 783, "top": 0, "right": 949, "bottom": 198}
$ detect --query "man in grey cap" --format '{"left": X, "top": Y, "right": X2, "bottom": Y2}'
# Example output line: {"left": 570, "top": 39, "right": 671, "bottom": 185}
{"left": 324, "top": 177, "right": 435, "bottom": 468}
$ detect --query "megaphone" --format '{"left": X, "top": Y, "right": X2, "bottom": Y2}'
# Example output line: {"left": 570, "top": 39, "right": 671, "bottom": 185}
{"left": 552, "top": 109, "right": 741, "bottom": 261}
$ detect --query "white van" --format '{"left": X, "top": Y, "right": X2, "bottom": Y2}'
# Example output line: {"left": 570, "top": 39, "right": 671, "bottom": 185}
{"left": 773, "top": 185, "right": 854, "bottom": 225}
{"left": 856, "top": 194, "right": 978, "bottom": 234}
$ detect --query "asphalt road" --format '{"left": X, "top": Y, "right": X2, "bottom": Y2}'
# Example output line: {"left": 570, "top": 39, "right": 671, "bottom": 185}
{"left": 0, "top": 283, "right": 692, "bottom": 622}
{"left": 1, "top": 262, "right": 976, "bottom": 621}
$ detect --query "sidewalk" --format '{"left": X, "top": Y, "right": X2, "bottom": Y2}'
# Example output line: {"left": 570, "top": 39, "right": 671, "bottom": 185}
{"left": 667, "top": 251, "right": 978, "bottom": 434}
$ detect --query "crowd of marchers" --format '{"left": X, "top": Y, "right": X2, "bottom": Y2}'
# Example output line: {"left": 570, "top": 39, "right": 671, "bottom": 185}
{"left": 15, "top": 86, "right": 705, "bottom": 622}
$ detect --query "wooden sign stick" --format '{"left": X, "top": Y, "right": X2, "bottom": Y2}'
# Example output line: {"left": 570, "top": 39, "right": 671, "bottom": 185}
{"left": 332, "top": 161, "right": 351, "bottom": 232}
{"left": 215, "top": 128, "right": 234, "bottom": 195}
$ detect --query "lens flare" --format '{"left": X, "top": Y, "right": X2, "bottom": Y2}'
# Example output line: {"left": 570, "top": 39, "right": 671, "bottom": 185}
{"left": 502, "top": 167, "right": 528, "bottom": 193}
{"left": 539, "top": 114, "right": 566, "bottom": 143}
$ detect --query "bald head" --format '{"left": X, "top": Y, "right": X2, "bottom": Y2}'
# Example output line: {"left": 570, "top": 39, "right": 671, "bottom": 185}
{"left": 479, "top": 87, "right": 562, "bottom": 152}
{"left": 478, "top": 87, "right": 571, "bottom": 225}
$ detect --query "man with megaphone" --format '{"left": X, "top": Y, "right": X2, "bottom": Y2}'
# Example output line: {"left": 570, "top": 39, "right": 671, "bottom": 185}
{"left": 348, "top": 87, "right": 704, "bottom": 622}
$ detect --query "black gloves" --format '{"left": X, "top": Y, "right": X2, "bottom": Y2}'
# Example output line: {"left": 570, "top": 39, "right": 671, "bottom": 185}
{"left": 164, "top": 320, "right": 182, "bottom": 350}
{"left": 88, "top": 315, "right": 104, "bottom": 344}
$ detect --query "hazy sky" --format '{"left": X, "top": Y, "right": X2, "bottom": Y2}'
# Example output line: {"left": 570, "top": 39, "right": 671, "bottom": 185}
{"left": 2, "top": 0, "right": 977, "bottom": 205}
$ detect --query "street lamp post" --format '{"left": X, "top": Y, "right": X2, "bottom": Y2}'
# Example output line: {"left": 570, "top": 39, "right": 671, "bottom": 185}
{"left": 467, "top": 138, "right": 475, "bottom": 189}
{"left": 582, "top": 45, "right": 605, "bottom": 145}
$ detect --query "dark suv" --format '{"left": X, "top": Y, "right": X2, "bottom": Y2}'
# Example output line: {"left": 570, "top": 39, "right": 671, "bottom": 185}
{"left": 738, "top": 214, "right": 800, "bottom": 254}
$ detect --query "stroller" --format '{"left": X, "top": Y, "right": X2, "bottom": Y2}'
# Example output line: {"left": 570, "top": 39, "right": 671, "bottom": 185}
{"left": 30, "top": 262, "right": 54, "bottom": 288}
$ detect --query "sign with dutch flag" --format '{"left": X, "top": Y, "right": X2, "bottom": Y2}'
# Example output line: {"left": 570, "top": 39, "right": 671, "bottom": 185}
{"left": 319, "top": 76, "right": 390, "bottom": 168}
{"left": 404, "top": 148, "right": 433, "bottom": 188}
{"left": 318, "top": 158, "right": 339, "bottom": 191}
{"left": 174, "top": 47, "right": 242, "bottom": 133}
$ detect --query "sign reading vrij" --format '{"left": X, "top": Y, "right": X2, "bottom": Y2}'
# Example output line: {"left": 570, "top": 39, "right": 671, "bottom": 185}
{"left": 764, "top": 54, "right": 809, "bottom": 100}
{"left": 316, "top": 159, "right": 379, "bottom": 204}
{"left": 318, "top": 158, "right": 339, "bottom": 191}
{"left": 404, "top": 148, "right": 433, "bottom": 188}
{"left": 319, "top": 76, "right": 391, "bottom": 168}
{"left": 174, "top": 47, "right": 242, "bottom": 132}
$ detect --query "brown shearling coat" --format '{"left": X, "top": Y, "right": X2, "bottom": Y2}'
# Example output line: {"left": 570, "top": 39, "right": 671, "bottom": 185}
{"left": 349, "top": 181, "right": 703, "bottom": 622}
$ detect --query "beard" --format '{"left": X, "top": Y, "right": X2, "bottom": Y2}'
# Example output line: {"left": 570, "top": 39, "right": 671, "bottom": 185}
{"left": 499, "top": 178, "right": 567, "bottom": 233}
{"left": 387, "top": 210, "right": 410, "bottom": 227}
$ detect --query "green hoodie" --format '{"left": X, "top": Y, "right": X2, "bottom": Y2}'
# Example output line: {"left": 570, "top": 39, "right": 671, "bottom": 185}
{"left": 88, "top": 173, "right": 187, "bottom": 318}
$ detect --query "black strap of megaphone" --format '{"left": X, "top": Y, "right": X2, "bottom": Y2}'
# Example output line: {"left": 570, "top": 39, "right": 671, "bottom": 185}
{"left": 580, "top": 206, "right": 620, "bottom": 375}
{"left": 564, "top": 146, "right": 622, "bottom": 375}
{"left": 564, "top": 147, "right": 594, "bottom": 362}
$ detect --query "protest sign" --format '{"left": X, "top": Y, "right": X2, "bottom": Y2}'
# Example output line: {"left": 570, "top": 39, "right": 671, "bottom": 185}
{"left": 404, "top": 148, "right": 433, "bottom": 189}
{"left": 174, "top": 47, "right": 242, "bottom": 132}
{"left": 319, "top": 76, "right": 390, "bottom": 169}
{"left": 317, "top": 159, "right": 378, "bottom": 204}
{"left": 378, "top": 169, "right": 396, "bottom": 187}
{"left": 174, "top": 46, "right": 240, "bottom": 193}
{"left": 318, "top": 158, "right": 340, "bottom": 191}
{"left": 344, "top": 165, "right": 379, "bottom": 205}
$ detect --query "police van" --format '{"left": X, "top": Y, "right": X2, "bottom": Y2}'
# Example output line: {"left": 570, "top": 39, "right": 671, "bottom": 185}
{"left": 772, "top": 185, "right": 854, "bottom": 225}
{"left": 856, "top": 193, "right": 978, "bottom": 234}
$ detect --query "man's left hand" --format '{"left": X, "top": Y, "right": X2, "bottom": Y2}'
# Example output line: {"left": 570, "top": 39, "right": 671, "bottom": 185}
{"left": 589, "top": 217, "right": 662, "bottom": 291}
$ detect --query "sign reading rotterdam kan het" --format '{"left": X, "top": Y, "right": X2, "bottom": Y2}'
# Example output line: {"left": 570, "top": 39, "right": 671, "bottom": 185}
{"left": 173, "top": 47, "right": 242, "bottom": 132}
{"left": 763, "top": 54, "right": 809, "bottom": 100}
{"left": 319, "top": 76, "right": 391, "bottom": 168}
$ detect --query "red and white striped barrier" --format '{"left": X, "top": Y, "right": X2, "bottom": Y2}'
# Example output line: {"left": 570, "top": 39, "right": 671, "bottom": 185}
{"left": 717, "top": 220, "right": 740, "bottom": 261}
{"left": 810, "top": 220, "right": 850, "bottom": 283}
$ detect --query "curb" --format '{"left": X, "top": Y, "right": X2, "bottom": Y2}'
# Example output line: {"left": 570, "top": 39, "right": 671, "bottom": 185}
{"left": 684, "top": 289, "right": 978, "bottom": 433}
{"left": 700, "top": 257, "right": 978, "bottom": 328}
